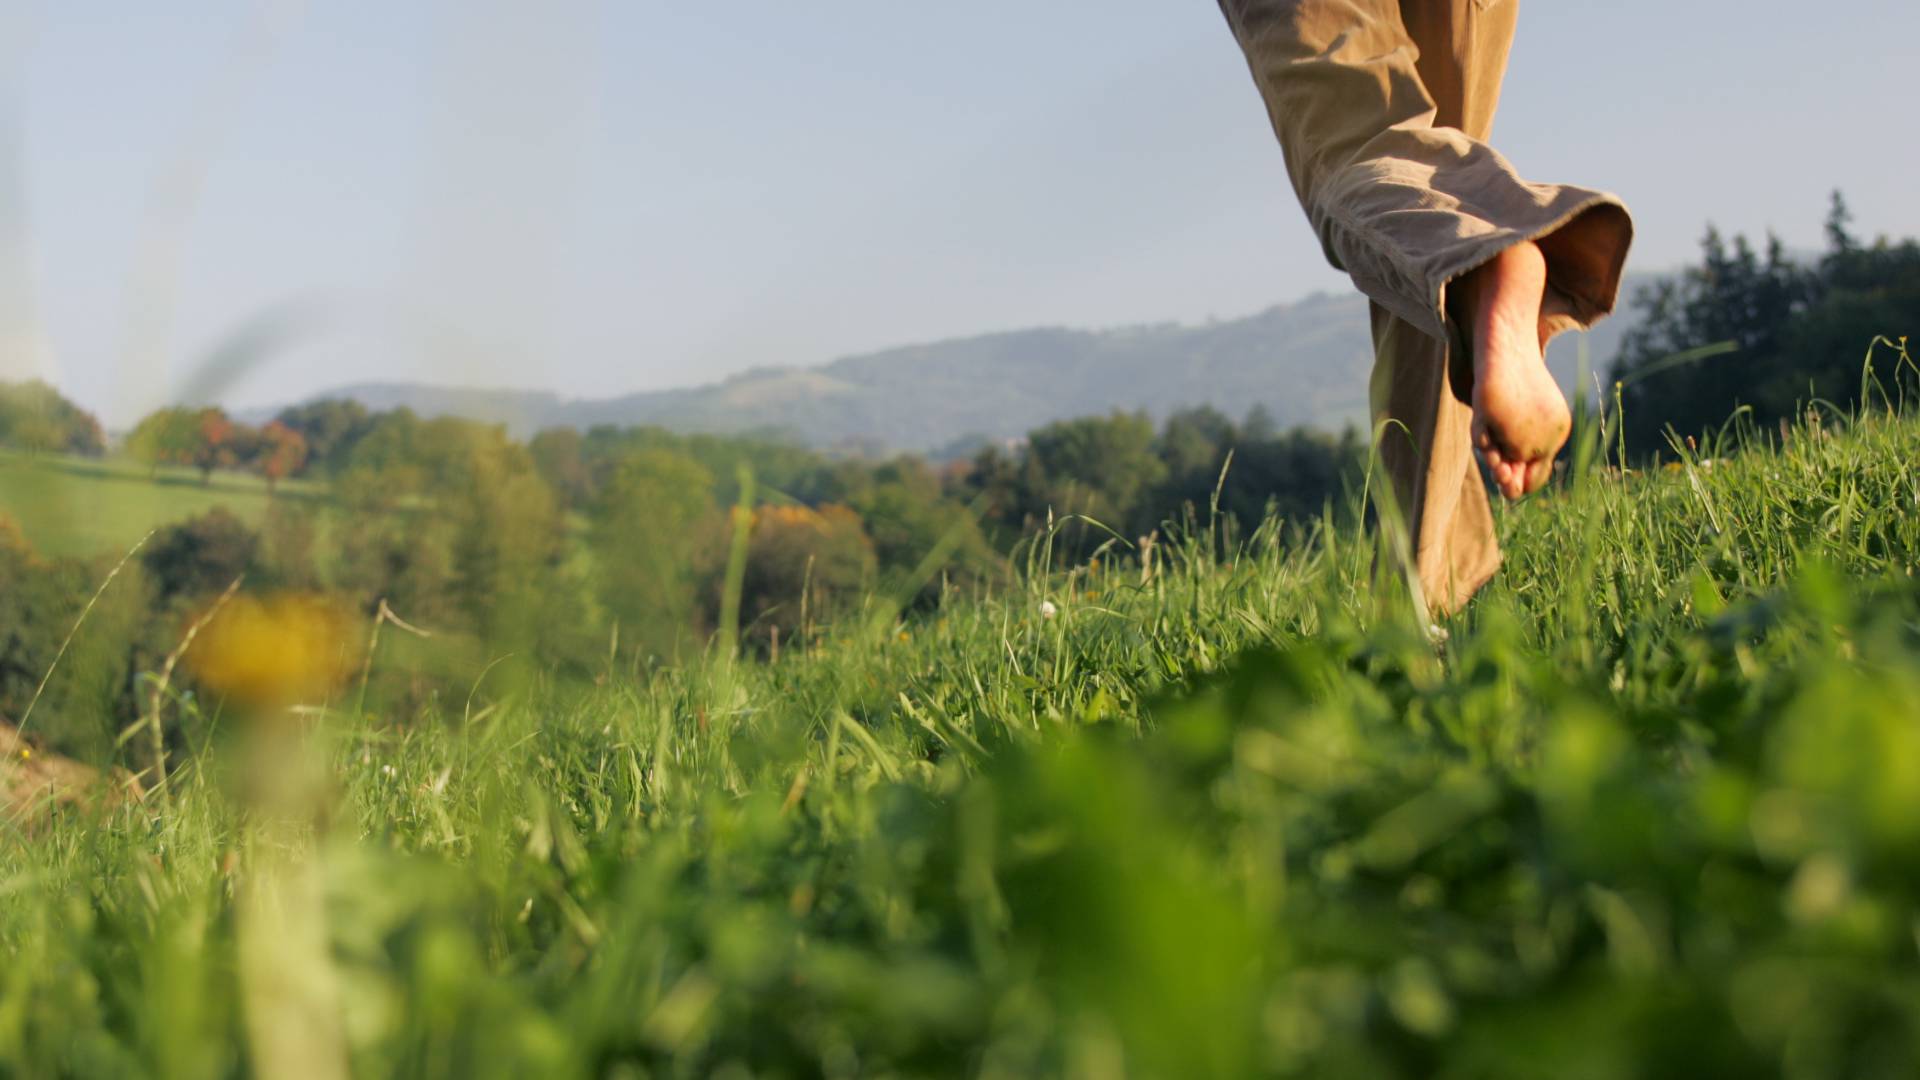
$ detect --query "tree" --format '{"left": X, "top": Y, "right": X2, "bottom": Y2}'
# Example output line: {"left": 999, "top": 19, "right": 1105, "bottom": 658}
{"left": 589, "top": 448, "right": 718, "bottom": 660}
{"left": 1149, "top": 406, "right": 1240, "bottom": 531}
{"left": 1222, "top": 426, "right": 1363, "bottom": 533}
{"left": 125, "top": 407, "right": 202, "bottom": 477}
{"left": 1028, "top": 411, "right": 1165, "bottom": 531}
{"left": 0, "top": 516, "right": 146, "bottom": 761}
{"left": 333, "top": 414, "right": 589, "bottom": 668}
{"left": 851, "top": 457, "right": 998, "bottom": 609}
{"left": 530, "top": 427, "right": 593, "bottom": 509}
{"left": 187, "top": 407, "right": 255, "bottom": 484}
{"left": 0, "top": 381, "right": 105, "bottom": 456}
{"left": 251, "top": 420, "right": 308, "bottom": 493}
{"left": 1241, "top": 404, "right": 1279, "bottom": 443}
{"left": 1610, "top": 193, "right": 1920, "bottom": 457}
{"left": 724, "top": 503, "right": 875, "bottom": 651}
{"left": 141, "top": 508, "right": 259, "bottom": 606}
{"left": 966, "top": 411, "right": 1165, "bottom": 559}
{"left": 273, "top": 399, "right": 372, "bottom": 476}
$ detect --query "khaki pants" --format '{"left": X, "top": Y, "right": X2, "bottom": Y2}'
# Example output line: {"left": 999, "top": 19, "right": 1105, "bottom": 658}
{"left": 1217, "top": 0, "right": 1632, "bottom": 614}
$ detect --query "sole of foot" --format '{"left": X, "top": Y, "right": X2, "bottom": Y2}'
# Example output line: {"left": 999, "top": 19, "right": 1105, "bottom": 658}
{"left": 1453, "top": 241, "right": 1571, "bottom": 500}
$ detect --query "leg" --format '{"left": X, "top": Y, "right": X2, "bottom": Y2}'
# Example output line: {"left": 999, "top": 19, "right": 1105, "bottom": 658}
{"left": 1216, "top": 0, "right": 1632, "bottom": 611}
{"left": 1370, "top": 300, "right": 1498, "bottom": 616}
{"left": 1215, "top": 0, "right": 1631, "bottom": 344}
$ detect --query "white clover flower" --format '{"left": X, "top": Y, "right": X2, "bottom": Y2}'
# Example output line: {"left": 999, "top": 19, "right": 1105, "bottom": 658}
{"left": 1039, "top": 599, "right": 1058, "bottom": 620}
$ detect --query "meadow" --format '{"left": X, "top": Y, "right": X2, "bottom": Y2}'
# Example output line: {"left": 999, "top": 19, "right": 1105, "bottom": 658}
{"left": 0, "top": 449, "right": 319, "bottom": 558}
{"left": 4, "top": 407, "right": 1920, "bottom": 1079}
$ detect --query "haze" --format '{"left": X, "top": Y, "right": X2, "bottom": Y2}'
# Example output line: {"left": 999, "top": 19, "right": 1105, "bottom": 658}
{"left": 4, "top": 0, "right": 1917, "bottom": 427}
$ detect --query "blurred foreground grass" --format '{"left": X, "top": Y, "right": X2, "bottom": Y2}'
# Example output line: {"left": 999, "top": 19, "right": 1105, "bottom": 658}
{"left": 6, "top": 414, "right": 1920, "bottom": 1078}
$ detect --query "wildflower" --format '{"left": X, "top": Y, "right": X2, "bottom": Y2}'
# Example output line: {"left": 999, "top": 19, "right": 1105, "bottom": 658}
{"left": 186, "top": 593, "right": 357, "bottom": 709}
{"left": 1039, "top": 600, "right": 1058, "bottom": 620}
{"left": 18, "top": 747, "right": 29, "bottom": 761}
{"left": 380, "top": 764, "right": 397, "bottom": 779}
{"left": 1426, "top": 623, "right": 1449, "bottom": 645}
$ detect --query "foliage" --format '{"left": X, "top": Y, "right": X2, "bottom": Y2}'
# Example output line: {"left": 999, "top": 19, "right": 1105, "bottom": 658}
{"left": 124, "top": 405, "right": 266, "bottom": 484}
{"left": 189, "top": 408, "right": 246, "bottom": 482}
{"left": 846, "top": 457, "right": 1001, "bottom": 609}
{"left": 124, "top": 406, "right": 205, "bottom": 477}
{"left": 962, "top": 406, "right": 1362, "bottom": 559}
{"left": 0, "top": 380, "right": 104, "bottom": 456}
{"left": 251, "top": 420, "right": 309, "bottom": 491}
{"left": 272, "top": 398, "right": 374, "bottom": 475}
{"left": 0, "top": 515, "right": 147, "bottom": 760}
{"left": 723, "top": 502, "right": 877, "bottom": 652}
{"left": 141, "top": 508, "right": 259, "bottom": 608}
{"left": 528, "top": 426, "right": 593, "bottom": 509}
{"left": 1611, "top": 192, "right": 1920, "bottom": 456}
{"left": 588, "top": 447, "right": 718, "bottom": 664}
{"left": 332, "top": 411, "right": 590, "bottom": 672}
{"left": 1024, "top": 409, "right": 1167, "bottom": 541}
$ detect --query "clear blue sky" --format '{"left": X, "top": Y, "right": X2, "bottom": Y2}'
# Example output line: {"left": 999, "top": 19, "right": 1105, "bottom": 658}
{"left": 3, "top": 0, "right": 1917, "bottom": 426}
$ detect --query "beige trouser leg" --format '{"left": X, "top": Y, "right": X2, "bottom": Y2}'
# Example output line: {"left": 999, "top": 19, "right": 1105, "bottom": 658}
{"left": 1217, "top": 0, "right": 1633, "bottom": 614}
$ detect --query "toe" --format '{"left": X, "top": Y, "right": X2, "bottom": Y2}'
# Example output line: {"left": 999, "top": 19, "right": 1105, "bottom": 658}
{"left": 1491, "top": 462, "right": 1518, "bottom": 500}
{"left": 1524, "top": 457, "right": 1552, "bottom": 494}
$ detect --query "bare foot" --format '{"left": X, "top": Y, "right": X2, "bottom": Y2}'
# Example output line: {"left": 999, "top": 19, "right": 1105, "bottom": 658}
{"left": 1450, "top": 241, "right": 1570, "bottom": 499}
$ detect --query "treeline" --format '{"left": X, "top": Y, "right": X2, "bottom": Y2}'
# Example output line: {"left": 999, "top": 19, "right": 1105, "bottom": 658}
{"left": 321, "top": 402, "right": 1361, "bottom": 655}
{"left": 1, "top": 397, "right": 1362, "bottom": 763}
{"left": 1611, "top": 192, "right": 1920, "bottom": 456}
{"left": 964, "top": 408, "right": 1362, "bottom": 556}
{"left": 124, "top": 406, "right": 314, "bottom": 488}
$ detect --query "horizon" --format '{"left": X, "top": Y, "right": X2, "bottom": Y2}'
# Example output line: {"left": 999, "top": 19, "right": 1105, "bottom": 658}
{"left": 116, "top": 285, "right": 1385, "bottom": 420}
{"left": 23, "top": 279, "right": 1636, "bottom": 437}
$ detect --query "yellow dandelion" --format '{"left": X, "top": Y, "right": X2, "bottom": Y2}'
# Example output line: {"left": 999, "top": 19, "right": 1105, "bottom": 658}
{"left": 187, "top": 593, "right": 359, "bottom": 709}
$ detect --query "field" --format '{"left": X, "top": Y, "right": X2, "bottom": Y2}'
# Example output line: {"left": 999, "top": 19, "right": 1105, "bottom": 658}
{"left": 5, "top": 414, "right": 1920, "bottom": 1078}
{"left": 0, "top": 450, "right": 319, "bottom": 558}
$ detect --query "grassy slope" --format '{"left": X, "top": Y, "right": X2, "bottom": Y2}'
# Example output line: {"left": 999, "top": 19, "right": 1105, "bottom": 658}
{"left": 0, "top": 451, "right": 323, "bottom": 558}
{"left": 5, "top": 417, "right": 1920, "bottom": 1077}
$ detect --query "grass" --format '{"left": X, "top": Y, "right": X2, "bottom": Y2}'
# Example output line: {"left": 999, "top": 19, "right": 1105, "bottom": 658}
{"left": 0, "top": 450, "right": 319, "bottom": 558}
{"left": 5, "top": 413, "right": 1920, "bottom": 1077}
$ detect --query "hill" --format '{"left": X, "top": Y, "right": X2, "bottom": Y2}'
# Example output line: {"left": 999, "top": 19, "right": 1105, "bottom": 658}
{"left": 274, "top": 283, "right": 1646, "bottom": 452}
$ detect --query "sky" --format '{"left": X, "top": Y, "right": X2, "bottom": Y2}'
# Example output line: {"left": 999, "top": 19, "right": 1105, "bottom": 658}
{"left": 2, "top": 0, "right": 1917, "bottom": 427}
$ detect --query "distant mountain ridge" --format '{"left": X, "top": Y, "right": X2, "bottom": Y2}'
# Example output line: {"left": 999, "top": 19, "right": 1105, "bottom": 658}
{"left": 268, "top": 282, "right": 1646, "bottom": 454}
